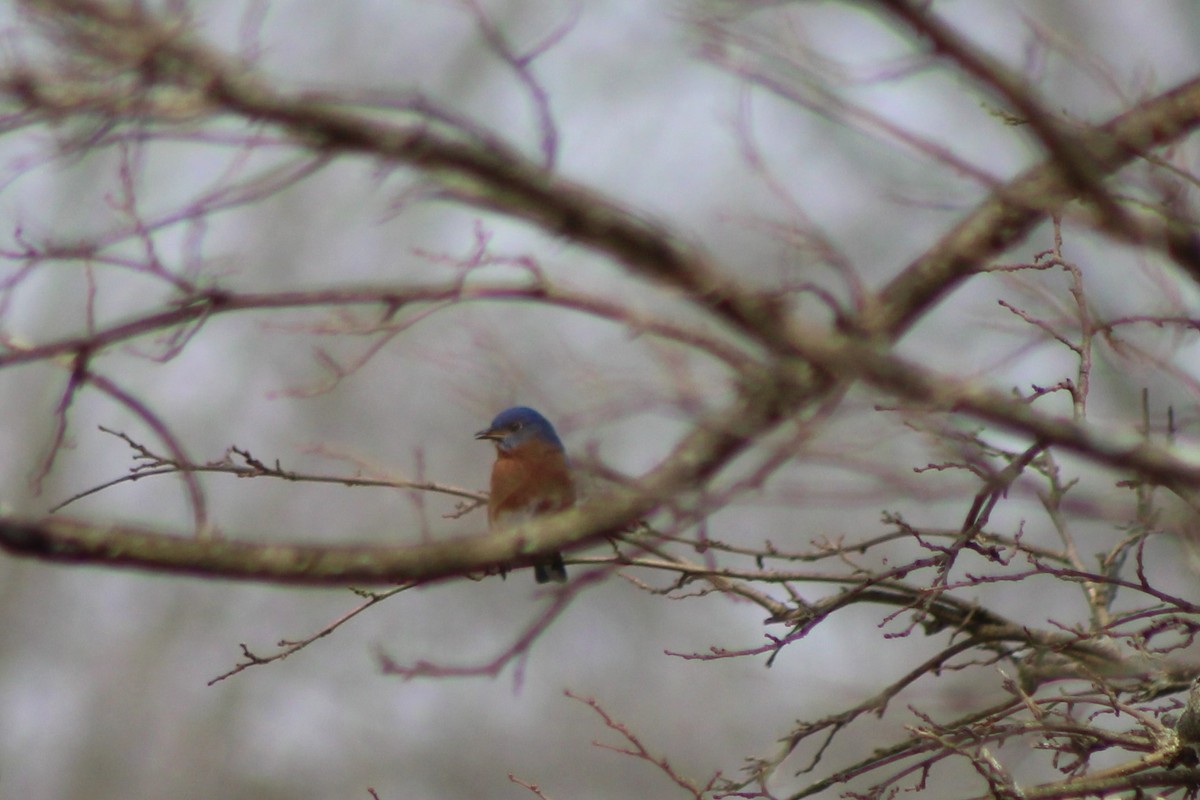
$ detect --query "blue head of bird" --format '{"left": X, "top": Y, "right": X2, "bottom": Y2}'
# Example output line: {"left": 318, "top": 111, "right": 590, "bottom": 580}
{"left": 474, "top": 406, "right": 565, "bottom": 453}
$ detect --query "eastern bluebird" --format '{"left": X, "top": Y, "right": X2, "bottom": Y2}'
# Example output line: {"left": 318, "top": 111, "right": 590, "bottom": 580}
{"left": 475, "top": 406, "right": 574, "bottom": 583}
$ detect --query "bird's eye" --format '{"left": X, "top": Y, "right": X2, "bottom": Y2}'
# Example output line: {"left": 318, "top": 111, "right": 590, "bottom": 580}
{"left": 511, "top": 421, "right": 524, "bottom": 431}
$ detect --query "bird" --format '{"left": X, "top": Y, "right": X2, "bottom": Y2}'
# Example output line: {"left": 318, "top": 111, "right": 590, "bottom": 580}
{"left": 475, "top": 406, "right": 574, "bottom": 583}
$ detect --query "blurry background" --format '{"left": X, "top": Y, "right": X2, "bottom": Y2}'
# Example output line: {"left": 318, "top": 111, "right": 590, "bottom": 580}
{"left": 1, "top": 1, "right": 1199, "bottom": 798}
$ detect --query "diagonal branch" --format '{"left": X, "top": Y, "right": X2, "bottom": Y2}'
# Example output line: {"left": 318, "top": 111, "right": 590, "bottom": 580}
{"left": 870, "top": 74, "right": 1200, "bottom": 337}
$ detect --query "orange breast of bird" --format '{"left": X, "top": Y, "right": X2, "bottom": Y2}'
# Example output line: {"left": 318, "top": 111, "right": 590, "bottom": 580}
{"left": 488, "top": 439, "right": 576, "bottom": 526}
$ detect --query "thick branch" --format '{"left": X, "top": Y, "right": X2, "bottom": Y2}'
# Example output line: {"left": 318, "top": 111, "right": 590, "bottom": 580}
{"left": 0, "top": 510, "right": 618, "bottom": 585}
{"left": 0, "top": 374, "right": 794, "bottom": 581}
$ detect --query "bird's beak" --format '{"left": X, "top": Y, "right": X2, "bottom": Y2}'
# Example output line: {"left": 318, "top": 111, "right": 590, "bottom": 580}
{"left": 474, "top": 427, "right": 501, "bottom": 441}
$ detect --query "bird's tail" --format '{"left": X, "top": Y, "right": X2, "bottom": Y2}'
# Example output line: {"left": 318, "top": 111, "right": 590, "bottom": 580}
{"left": 534, "top": 552, "right": 568, "bottom": 583}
